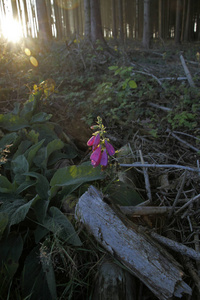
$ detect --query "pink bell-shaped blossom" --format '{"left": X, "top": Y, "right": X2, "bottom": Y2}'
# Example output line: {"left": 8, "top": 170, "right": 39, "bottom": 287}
{"left": 100, "top": 149, "right": 108, "bottom": 166}
{"left": 105, "top": 140, "right": 115, "bottom": 156}
{"left": 92, "top": 133, "right": 100, "bottom": 150}
{"left": 90, "top": 145, "right": 102, "bottom": 167}
{"left": 87, "top": 135, "right": 95, "bottom": 146}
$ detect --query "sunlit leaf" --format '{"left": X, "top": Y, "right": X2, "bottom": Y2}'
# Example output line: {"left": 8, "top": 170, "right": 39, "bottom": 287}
{"left": 128, "top": 80, "right": 137, "bottom": 89}
{"left": 50, "top": 164, "right": 105, "bottom": 188}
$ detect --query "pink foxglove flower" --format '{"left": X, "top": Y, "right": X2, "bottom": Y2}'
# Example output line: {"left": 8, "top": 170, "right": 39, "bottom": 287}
{"left": 92, "top": 133, "right": 100, "bottom": 150}
{"left": 87, "top": 135, "right": 95, "bottom": 146}
{"left": 90, "top": 146, "right": 101, "bottom": 167}
{"left": 105, "top": 140, "right": 115, "bottom": 156}
{"left": 100, "top": 149, "right": 108, "bottom": 166}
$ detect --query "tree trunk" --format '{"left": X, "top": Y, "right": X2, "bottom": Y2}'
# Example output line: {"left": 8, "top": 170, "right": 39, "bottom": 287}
{"left": 90, "top": 0, "right": 105, "bottom": 44}
{"left": 84, "top": 0, "right": 91, "bottom": 38}
{"left": 118, "top": 0, "right": 124, "bottom": 43}
{"left": 175, "top": 0, "right": 182, "bottom": 44}
{"left": 158, "top": 0, "right": 162, "bottom": 37}
{"left": 111, "top": 0, "right": 117, "bottom": 40}
{"left": 11, "top": 0, "right": 19, "bottom": 21}
{"left": 142, "top": 0, "right": 150, "bottom": 49}
{"left": 184, "top": 0, "right": 191, "bottom": 41}
{"left": 53, "top": 0, "right": 62, "bottom": 39}
{"left": 35, "top": 0, "right": 52, "bottom": 42}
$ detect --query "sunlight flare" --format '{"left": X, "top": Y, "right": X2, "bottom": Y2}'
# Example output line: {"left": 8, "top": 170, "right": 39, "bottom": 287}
{"left": 1, "top": 18, "right": 23, "bottom": 43}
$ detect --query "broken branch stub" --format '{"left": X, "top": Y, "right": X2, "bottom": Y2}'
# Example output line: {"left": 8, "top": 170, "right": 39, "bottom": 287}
{"left": 75, "top": 186, "right": 192, "bottom": 300}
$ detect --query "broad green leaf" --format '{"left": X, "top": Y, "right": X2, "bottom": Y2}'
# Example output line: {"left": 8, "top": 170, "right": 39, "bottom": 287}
{"left": 25, "top": 139, "right": 45, "bottom": 167}
{"left": 128, "top": 80, "right": 137, "bottom": 89}
{"left": 16, "top": 180, "right": 36, "bottom": 194}
{"left": 0, "top": 234, "right": 23, "bottom": 282}
{"left": 33, "top": 147, "right": 47, "bottom": 169}
{"left": 22, "top": 244, "right": 56, "bottom": 300}
{"left": 47, "top": 151, "right": 76, "bottom": 166}
{"left": 10, "top": 196, "right": 36, "bottom": 226}
{"left": 0, "top": 113, "right": 29, "bottom": 131}
{"left": 0, "top": 176, "right": 15, "bottom": 193}
{"left": 13, "top": 140, "right": 32, "bottom": 159}
{"left": 107, "top": 181, "right": 143, "bottom": 206}
{"left": 32, "top": 123, "right": 58, "bottom": 143}
{"left": 24, "top": 172, "right": 50, "bottom": 200}
{"left": 20, "top": 95, "right": 37, "bottom": 119}
{"left": 0, "top": 132, "right": 17, "bottom": 149}
{"left": 50, "top": 165, "right": 105, "bottom": 188}
{"left": 32, "top": 197, "right": 49, "bottom": 224}
{"left": 11, "top": 102, "right": 20, "bottom": 115}
{"left": 30, "top": 112, "right": 52, "bottom": 124}
{"left": 43, "top": 206, "right": 82, "bottom": 246}
{"left": 0, "top": 212, "right": 9, "bottom": 239}
{"left": 47, "top": 139, "right": 64, "bottom": 159}
{"left": 12, "top": 155, "right": 29, "bottom": 175}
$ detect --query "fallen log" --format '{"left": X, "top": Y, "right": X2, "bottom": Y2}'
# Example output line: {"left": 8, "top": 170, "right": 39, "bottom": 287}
{"left": 75, "top": 186, "right": 192, "bottom": 300}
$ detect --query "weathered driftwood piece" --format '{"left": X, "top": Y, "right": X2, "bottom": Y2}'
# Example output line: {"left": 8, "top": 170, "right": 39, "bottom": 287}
{"left": 92, "top": 257, "right": 137, "bottom": 300}
{"left": 75, "top": 186, "right": 192, "bottom": 300}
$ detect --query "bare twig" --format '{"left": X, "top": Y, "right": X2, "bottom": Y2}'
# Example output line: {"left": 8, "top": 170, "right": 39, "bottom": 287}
{"left": 139, "top": 150, "right": 152, "bottom": 202}
{"left": 174, "top": 194, "right": 200, "bottom": 215}
{"left": 148, "top": 102, "right": 172, "bottom": 112}
{"left": 167, "top": 129, "right": 200, "bottom": 152}
{"left": 119, "top": 163, "right": 200, "bottom": 173}
{"left": 132, "top": 70, "right": 164, "bottom": 89}
{"left": 159, "top": 76, "right": 187, "bottom": 81}
{"left": 170, "top": 171, "right": 187, "bottom": 217}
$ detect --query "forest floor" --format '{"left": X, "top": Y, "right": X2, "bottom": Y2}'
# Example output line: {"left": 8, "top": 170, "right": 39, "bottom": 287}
{"left": 0, "top": 38, "right": 200, "bottom": 299}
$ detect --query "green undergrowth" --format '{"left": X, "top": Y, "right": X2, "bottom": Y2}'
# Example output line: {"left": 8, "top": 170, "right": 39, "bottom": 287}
{"left": 0, "top": 86, "right": 107, "bottom": 299}
{"left": 0, "top": 80, "right": 144, "bottom": 299}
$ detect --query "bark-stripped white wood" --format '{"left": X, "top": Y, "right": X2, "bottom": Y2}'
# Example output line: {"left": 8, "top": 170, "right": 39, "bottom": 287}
{"left": 75, "top": 186, "right": 192, "bottom": 300}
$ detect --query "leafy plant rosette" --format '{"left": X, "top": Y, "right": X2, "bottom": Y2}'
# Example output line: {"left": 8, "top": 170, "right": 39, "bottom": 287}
{"left": 0, "top": 85, "right": 105, "bottom": 299}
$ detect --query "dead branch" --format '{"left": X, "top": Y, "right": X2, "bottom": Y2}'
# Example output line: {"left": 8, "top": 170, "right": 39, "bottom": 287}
{"left": 119, "top": 206, "right": 171, "bottom": 216}
{"left": 167, "top": 129, "right": 200, "bottom": 152}
{"left": 139, "top": 150, "right": 152, "bottom": 202}
{"left": 75, "top": 186, "right": 192, "bottom": 300}
{"left": 180, "top": 54, "right": 195, "bottom": 87}
{"left": 144, "top": 229, "right": 200, "bottom": 261}
{"left": 174, "top": 193, "right": 200, "bottom": 215}
{"left": 119, "top": 162, "right": 199, "bottom": 172}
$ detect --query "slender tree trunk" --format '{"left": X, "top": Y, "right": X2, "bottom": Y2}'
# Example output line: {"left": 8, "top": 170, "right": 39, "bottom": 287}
{"left": 175, "top": 0, "right": 182, "bottom": 44}
{"left": 143, "top": 0, "right": 150, "bottom": 49}
{"left": 111, "top": 0, "right": 117, "bottom": 40}
{"left": 21, "top": 0, "right": 28, "bottom": 37}
{"left": 53, "top": 1, "right": 62, "bottom": 39}
{"left": 11, "top": 0, "right": 19, "bottom": 21}
{"left": 138, "top": 0, "right": 143, "bottom": 39}
{"left": 84, "top": 0, "right": 91, "bottom": 38}
{"left": 118, "top": 0, "right": 124, "bottom": 42}
{"left": 158, "top": 0, "right": 162, "bottom": 37}
{"left": 35, "top": 0, "right": 52, "bottom": 42}
{"left": 181, "top": 0, "right": 186, "bottom": 41}
{"left": 90, "top": 0, "right": 105, "bottom": 44}
{"left": 184, "top": 0, "right": 191, "bottom": 41}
